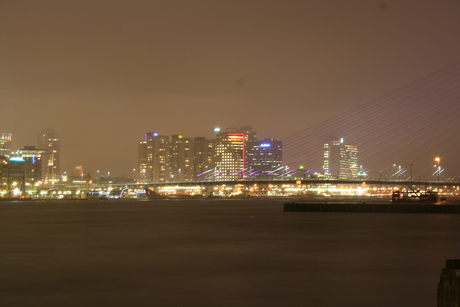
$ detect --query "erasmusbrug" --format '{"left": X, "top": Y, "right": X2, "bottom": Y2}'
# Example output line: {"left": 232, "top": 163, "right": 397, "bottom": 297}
{"left": 281, "top": 61, "right": 460, "bottom": 182}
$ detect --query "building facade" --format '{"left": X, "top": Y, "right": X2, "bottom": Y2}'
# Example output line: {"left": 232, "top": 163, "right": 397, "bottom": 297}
{"left": 7, "top": 156, "right": 26, "bottom": 196}
{"left": 15, "top": 146, "right": 49, "bottom": 184}
{"left": 193, "top": 137, "right": 215, "bottom": 180}
{"left": 139, "top": 132, "right": 170, "bottom": 183}
{"left": 214, "top": 132, "right": 246, "bottom": 180}
{"left": 323, "top": 137, "right": 358, "bottom": 179}
{"left": 0, "top": 133, "right": 12, "bottom": 157}
{"left": 169, "top": 135, "right": 194, "bottom": 181}
{"left": 139, "top": 132, "right": 218, "bottom": 183}
{"left": 138, "top": 127, "right": 281, "bottom": 182}
{"left": 225, "top": 126, "right": 258, "bottom": 143}
{"left": 0, "top": 156, "right": 8, "bottom": 197}
{"left": 246, "top": 138, "right": 282, "bottom": 178}
{"left": 1, "top": 146, "right": 51, "bottom": 197}
{"left": 37, "top": 129, "right": 60, "bottom": 184}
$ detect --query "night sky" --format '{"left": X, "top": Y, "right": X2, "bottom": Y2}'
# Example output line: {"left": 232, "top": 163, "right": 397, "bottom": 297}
{"left": 1, "top": 0, "right": 459, "bottom": 177}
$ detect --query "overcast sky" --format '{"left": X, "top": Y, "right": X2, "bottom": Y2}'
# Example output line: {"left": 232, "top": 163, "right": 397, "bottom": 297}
{"left": 1, "top": 0, "right": 459, "bottom": 177}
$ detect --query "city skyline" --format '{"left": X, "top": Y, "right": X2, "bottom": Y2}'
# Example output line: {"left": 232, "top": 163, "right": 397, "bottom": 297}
{"left": 1, "top": 1, "right": 459, "bottom": 176}
{"left": 2, "top": 116, "right": 459, "bottom": 183}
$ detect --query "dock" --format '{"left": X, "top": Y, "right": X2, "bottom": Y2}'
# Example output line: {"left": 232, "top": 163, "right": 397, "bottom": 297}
{"left": 283, "top": 202, "right": 460, "bottom": 214}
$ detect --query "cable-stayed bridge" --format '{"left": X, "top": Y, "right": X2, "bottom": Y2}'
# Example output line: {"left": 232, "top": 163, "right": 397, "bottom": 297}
{"left": 46, "top": 62, "right": 460, "bottom": 200}
{"left": 281, "top": 61, "right": 460, "bottom": 182}
{"left": 134, "top": 61, "right": 460, "bottom": 185}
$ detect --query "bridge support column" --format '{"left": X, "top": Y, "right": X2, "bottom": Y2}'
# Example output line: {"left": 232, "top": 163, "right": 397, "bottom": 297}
{"left": 438, "top": 259, "right": 460, "bottom": 307}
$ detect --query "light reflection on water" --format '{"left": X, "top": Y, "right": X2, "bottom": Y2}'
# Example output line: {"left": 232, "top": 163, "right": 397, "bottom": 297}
{"left": 1, "top": 199, "right": 459, "bottom": 307}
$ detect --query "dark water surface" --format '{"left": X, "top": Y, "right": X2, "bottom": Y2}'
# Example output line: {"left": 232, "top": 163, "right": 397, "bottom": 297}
{"left": 1, "top": 199, "right": 459, "bottom": 307}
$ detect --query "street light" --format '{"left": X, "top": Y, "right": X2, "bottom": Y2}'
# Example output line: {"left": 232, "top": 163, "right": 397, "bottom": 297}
{"left": 435, "top": 157, "right": 440, "bottom": 183}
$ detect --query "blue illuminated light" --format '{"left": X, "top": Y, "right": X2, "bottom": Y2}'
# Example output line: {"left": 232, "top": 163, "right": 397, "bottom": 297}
{"left": 152, "top": 132, "right": 159, "bottom": 137}
{"left": 9, "top": 156, "right": 25, "bottom": 162}
{"left": 260, "top": 143, "right": 271, "bottom": 147}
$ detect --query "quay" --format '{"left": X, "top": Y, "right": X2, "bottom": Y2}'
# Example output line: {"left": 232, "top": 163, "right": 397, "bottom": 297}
{"left": 284, "top": 202, "right": 460, "bottom": 214}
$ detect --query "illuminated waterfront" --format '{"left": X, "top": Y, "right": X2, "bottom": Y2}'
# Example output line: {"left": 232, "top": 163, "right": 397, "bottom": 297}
{"left": 3, "top": 178, "right": 459, "bottom": 200}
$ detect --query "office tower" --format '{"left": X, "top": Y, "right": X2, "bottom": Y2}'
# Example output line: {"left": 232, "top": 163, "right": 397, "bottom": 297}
{"left": 225, "top": 126, "right": 258, "bottom": 143}
{"left": 0, "top": 156, "right": 8, "bottom": 196}
{"left": 7, "top": 153, "right": 46, "bottom": 195}
{"left": 169, "top": 135, "right": 194, "bottom": 181}
{"left": 193, "top": 137, "right": 215, "bottom": 180}
{"left": 341, "top": 144, "right": 358, "bottom": 179}
{"left": 138, "top": 132, "right": 170, "bottom": 182}
{"left": 214, "top": 131, "right": 245, "bottom": 180}
{"left": 0, "top": 133, "right": 12, "bottom": 157}
{"left": 323, "top": 138, "right": 341, "bottom": 177}
{"left": 7, "top": 156, "right": 27, "bottom": 196}
{"left": 139, "top": 127, "right": 259, "bottom": 182}
{"left": 37, "top": 129, "right": 60, "bottom": 183}
{"left": 323, "top": 137, "right": 358, "bottom": 179}
{"left": 16, "top": 146, "right": 49, "bottom": 184}
{"left": 246, "top": 138, "right": 282, "bottom": 178}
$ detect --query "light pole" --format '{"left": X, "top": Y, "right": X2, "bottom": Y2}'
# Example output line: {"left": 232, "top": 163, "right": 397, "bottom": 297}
{"left": 435, "top": 157, "right": 440, "bottom": 184}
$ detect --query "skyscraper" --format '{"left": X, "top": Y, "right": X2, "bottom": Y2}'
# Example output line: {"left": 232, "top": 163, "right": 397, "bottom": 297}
{"left": 138, "top": 132, "right": 170, "bottom": 182}
{"left": 169, "top": 135, "right": 194, "bottom": 181}
{"left": 0, "top": 133, "right": 12, "bottom": 157}
{"left": 340, "top": 144, "right": 358, "bottom": 179}
{"left": 7, "top": 156, "right": 26, "bottom": 196}
{"left": 246, "top": 138, "right": 282, "bottom": 178}
{"left": 214, "top": 132, "right": 245, "bottom": 180}
{"left": 16, "top": 146, "right": 49, "bottom": 184}
{"left": 0, "top": 156, "right": 8, "bottom": 196}
{"left": 139, "top": 127, "right": 263, "bottom": 182}
{"left": 323, "top": 137, "right": 358, "bottom": 179}
{"left": 193, "top": 137, "right": 215, "bottom": 180}
{"left": 225, "top": 126, "right": 258, "bottom": 143}
{"left": 37, "top": 129, "right": 60, "bottom": 183}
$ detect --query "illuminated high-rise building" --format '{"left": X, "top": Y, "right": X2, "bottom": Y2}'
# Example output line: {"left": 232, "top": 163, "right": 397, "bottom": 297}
{"left": 246, "top": 138, "right": 282, "bottom": 178}
{"left": 169, "top": 135, "right": 194, "bottom": 181}
{"left": 6, "top": 155, "right": 44, "bottom": 196}
{"left": 193, "top": 137, "right": 215, "bottom": 180}
{"left": 37, "top": 129, "right": 60, "bottom": 183}
{"left": 225, "top": 126, "right": 258, "bottom": 143}
{"left": 0, "top": 156, "right": 8, "bottom": 195}
{"left": 0, "top": 133, "right": 12, "bottom": 157}
{"left": 7, "top": 156, "right": 26, "bottom": 196}
{"left": 215, "top": 132, "right": 245, "bottom": 180}
{"left": 139, "top": 127, "right": 262, "bottom": 182}
{"left": 16, "top": 146, "right": 49, "bottom": 184}
{"left": 138, "top": 132, "right": 170, "bottom": 182}
{"left": 323, "top": 137, "right": 358, "bottom": 179}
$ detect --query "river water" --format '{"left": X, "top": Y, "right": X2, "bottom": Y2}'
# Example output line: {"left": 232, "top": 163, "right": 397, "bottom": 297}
{"left": 1, "top": 199, "right": 459, "bottom": 307}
